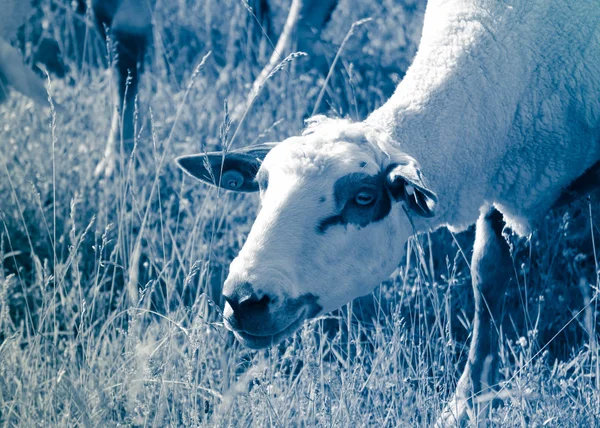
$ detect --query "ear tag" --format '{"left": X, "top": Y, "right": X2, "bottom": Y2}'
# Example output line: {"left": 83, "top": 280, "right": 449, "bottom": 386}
{"left": 221, "top": 170, "right": 244, "bottom": 190}
{"left": 405, "top": 185, "right": 415, "bottom": 196}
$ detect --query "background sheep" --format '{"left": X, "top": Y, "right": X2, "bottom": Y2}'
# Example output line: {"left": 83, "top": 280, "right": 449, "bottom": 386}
{"left": 92, "top": 0, "right": 341, "bottom": 177}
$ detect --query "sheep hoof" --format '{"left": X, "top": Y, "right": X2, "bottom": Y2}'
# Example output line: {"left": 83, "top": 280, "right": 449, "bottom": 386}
{"left": 94, "top": 156, "right": 116, "bottom": 179}
{"left": 94, "top": 136, "right": 117, "bottom": 178}
{"left": 436, "top": 396, "right": 470, "bottom": 427}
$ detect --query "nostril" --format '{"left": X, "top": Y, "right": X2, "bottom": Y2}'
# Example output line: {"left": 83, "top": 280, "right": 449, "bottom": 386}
{"left": 239, "top": 294, "right": 271, "bottom": 313}
{"left": 222, "top": 279, "right": 275, "bottom": 323}
{"left": 224, "top": 295, "right": 239, "bottom": 312}
{"left": 223, "top": 280, "right": 254, "bottom": 312}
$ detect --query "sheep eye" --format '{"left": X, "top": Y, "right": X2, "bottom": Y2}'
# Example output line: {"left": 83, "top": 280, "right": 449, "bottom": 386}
{"left": 355, "top": 191, "right": 376, "bottom": 206}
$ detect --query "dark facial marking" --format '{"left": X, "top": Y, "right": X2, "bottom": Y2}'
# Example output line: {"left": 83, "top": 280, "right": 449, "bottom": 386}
{"left": 317, "top": 214, "right": 344, "bottom": 233}
{"left": 316, "top": 172, "right": 392, "bottom": 234}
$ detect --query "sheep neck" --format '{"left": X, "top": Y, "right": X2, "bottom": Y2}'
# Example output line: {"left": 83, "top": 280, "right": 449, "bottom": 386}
{"left": 366, "top": 1, "right": 528, "bottom": 233}
{"left": 368, "top": 0, "right": 600, "bottom": 237}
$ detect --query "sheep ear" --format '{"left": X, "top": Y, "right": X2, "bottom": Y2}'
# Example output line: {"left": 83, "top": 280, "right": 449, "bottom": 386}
{"left": 176, "top": 143, "right": 276, "bottom": 192}
{"left": 385, "top": 160, "right": 437, "bottom": 217}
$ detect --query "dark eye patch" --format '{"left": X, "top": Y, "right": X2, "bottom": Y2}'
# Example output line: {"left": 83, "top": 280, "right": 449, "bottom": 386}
{"left": 316, "top": 172, "right": 391, "bottom": 234}
{"left": 316, "top": 214, "right": 344, "bottom": 233}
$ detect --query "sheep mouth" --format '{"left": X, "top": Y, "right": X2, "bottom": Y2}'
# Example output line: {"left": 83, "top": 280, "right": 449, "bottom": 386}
{"left": 224, "top": 307, "right": 314, "bottom": 349}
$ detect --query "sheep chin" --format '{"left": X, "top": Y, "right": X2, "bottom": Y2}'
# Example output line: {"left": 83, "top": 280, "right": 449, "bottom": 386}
{"left": 228, "top": 308, "right": 310, "bottom": 350}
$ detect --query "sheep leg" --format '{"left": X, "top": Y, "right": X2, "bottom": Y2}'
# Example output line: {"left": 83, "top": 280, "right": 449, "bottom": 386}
{"left": 296, "top": 0, "right": 338, "bottom": 72}
{"left": 231, "top": 0, "right": 338, "bottom": 122}
{"left": 554, "top": 160, "right": 600, "bottom": 359}
{"left": 438, "top": 207, "right": 512, "bottom": 426}
{"left": 93, "top": 0, "right": 152, "bottom": 177}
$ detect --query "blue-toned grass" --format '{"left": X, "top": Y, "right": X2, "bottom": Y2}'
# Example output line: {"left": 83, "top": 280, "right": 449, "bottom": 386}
{"left": 1, "top": 1, "right": 599, "bottom": 426}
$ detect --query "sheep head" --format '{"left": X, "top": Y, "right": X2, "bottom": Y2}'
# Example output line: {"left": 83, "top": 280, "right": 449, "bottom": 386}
{"left": 176, "top": 117, "right": 437, "bottom": 349}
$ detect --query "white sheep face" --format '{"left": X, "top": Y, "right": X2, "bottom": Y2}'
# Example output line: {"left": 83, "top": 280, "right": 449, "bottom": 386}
{"left": 177, "top": 119, "right": 437, "bottom": 349}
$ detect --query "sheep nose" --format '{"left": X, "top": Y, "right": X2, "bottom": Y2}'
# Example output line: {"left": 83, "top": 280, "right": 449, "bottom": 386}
{"left": 222, "top": 281, "right": 273, "bottom": 330}
{"left": 225, "top": 292, "right": 271, "bottom": 315}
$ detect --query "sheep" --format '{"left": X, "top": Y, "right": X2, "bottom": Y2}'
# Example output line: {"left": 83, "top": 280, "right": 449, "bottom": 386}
{"left": 0, "top": 0, "right": 146, "bottom": 174}
{"left": 3, "top": 0, "right": 340, "bottom": 175}
{"left": 0, "top": 0, "right": 49, "bottom": 106}
{"left": 177, "top": 0, "right": 600, "bottom": 423}
{"left": 90, "top": 0, "right": 153, "bottom": 177}
{"left": 93, "top": 0, "right": 340, "bottom": 176}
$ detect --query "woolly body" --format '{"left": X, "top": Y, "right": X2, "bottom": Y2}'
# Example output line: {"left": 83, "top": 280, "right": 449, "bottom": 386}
{"left": 368, "top": 0, "right": 600, "bottom": 235}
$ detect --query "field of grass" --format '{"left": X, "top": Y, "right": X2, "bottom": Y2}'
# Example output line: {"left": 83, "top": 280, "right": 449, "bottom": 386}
{"left": 1, "top": 0, "right": 600, "bottom": 426}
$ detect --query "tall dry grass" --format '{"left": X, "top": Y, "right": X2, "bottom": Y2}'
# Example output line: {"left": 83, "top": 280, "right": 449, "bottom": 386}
{"left": 1, "top": 0, "right": 599, "bottom": 426}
